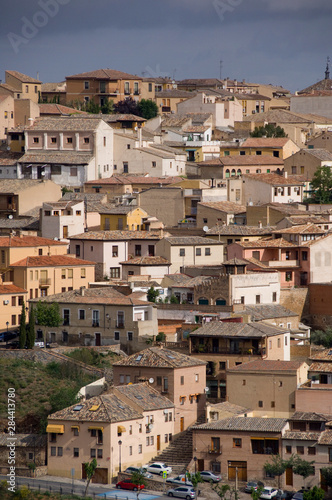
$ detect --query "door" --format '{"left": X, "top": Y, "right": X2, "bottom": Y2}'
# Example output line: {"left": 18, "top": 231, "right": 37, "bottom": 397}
{"left": 285, "top": 467, "right": 293, "bottom": 486}
{"left": 228, "top": 461, "right": 247, "bottom": 482}
{"left": 95, "top": 333, "right": 101, "bottom": 346}
{"left": 63, "top": 225, "right": 68, "bottom": 239}
{"left": 180, "top": 417, "right": 184, "bottom": 432}
{"left": 157, "top": 435, "right": 161, "bottom": 451}
{"left": 197, "top": 459, "right": 204, "bottom": 472}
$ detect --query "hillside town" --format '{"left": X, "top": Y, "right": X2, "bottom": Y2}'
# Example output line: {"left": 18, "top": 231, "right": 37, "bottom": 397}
{"left": 1, "top": 62, "right": 332, "bottom": 500}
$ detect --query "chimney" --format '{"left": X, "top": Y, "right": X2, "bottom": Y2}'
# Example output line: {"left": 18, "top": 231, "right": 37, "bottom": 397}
{"left": 284, "top": 171, "right": 288, "bottom": 179}
{"left": 258, "top": 221, "right": 262, "bottom": 229}
{"left": 80, "top": 286, "right": 86, "bottom": 296}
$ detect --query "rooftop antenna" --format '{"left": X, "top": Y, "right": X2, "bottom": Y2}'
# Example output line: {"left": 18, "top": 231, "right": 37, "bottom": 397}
{"left": 325, "top": 56, "right": 330, "bottom": 80}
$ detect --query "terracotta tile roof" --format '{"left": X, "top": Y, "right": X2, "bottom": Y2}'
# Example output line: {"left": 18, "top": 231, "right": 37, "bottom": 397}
{"left": 27, "top": 116, "right": 106, "bottom": 131}
{"left": 164, "top": 236, "right": 222, "bottom": 246}
{"left": 242, "top": 109, "right": 328, "bottom": 124}
{"left": 19, "top": 151, "right": 93, "bottom": 165}
{"left": 207, "top": 225, "right": 275, "bottom": 236}
{"left": 120, "top": 256, "right": 170, "bottom": 266}
{"left": 0, "top": 235, "right": 66, "bottom": 248}
{"left": 310, "top": 349, "right": 332, "bottom": 362}
{"left": 284, "top": 215, "right": 329, "bottom": 225}
{"left": 243, "top": 173, "right": 305, "bottom": 186}
{"left": 228, "top": 359, "right": 305, "bottom": 372}
{"left": 197, "top": 201, "right": 246, "bottom": 214}
{"left": 301, "top": 149, "right": 332, "bottom": 161}
{"left": 318, "top": 430, "right": 332, "bottom": 445}
{"left": 273, "top": 223, "right": 325, "bottom": 235}
{"left": 113, "top": 346, "right": 206, "bottom": 368}
{"left": 11, "top": 255, "right": 95, "bottom": 267}
{"left": 49, "top": 393, "right": 143, "bottom": 423}
{"left": 41, "top": 82, "right": 66, "bottom": 93}
{"left": 183, "top": 126, "right": 209, "bottom": 133}
{"left": 85, "top": 175, "right": 182, "bottom": 186}
{"left": 289, "top": 411, "right": 332, "bottom": 422}
{"left": 6, "top": 70, "right": 41, "bottom": 83}
{"left": 309, "top": 362, "right": 332, "bottom": 373}
{"left": 0, "top": 151, "right": 23, "bottom": 166}
{"left": 298, "top": 78, "right": 332, "bottom": 95}
{"left": 66, "top": 69, "right": 142, "bottom": 80}
{"left": 241, "top": 138, "right": 290, "bottom": 148}
{"left": 115, "top": 383, "right": 174, "bottom": 411}
{"left": 190, "top": 322, "right": 287, "bottom": 338}
{"left": 69, "top": 230, "right": 161, "bottom": 241}
{"left": 220, "top": 156, "right": 284, "bottom": 166}
{"left": 165, "top": 274, "right": 210, "bottom": 288}
{"left": 0, "top": 217, "right": 39, "bottom": 231}
{"left": 235, "top": 237, "right": 296, "bottom": 248}
{"left": 177, "top": 78, "right": 223, "bottom": 86}
{"left": 0, "top": 434, "right": 46, "bottom": 447}
{"left": 193, "top": 416, "right": 287, "bottom": 432}
{"left": 241, "top": 304, "right": 298, "bottom": 321}
{"left": 98, "top": 205, "right": 136, "bottom": 215}
{"left": 103, "top": 113, "right": 146, "bottom": 122}
{"left": 158, "top": 90, "right": 196, "bottom": 98}
{"left": 208, "top": 401, "right": 250, "bottom": 415}
{"left": 283, "top": 431, "right": 321, "bottom": 441}
{"left": 0, "top": 179, "right": 60, "bottom": 193}
{"left": 0, "top": 284, "right": 27, "bottom": 294}
{"left": 30, "top": 287, "right": 150, "bottom": 307}
{"left": 39, "top": 103, "right": 87, "bottom": 116}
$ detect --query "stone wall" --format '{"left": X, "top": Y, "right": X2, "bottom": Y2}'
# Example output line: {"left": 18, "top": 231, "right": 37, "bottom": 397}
{"left": 280, "top": 287, "right": 309, "bottom": 320}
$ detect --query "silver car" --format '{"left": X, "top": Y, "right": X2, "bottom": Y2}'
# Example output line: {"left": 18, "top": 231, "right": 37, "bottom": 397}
{"left": 199, "top": 471, "right": 221, "bottom": 483}
{"left": 167, "top": 486, "right": 196, "bottom": 500}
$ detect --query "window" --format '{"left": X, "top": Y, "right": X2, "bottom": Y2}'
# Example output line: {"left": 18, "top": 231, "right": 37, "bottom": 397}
{"left": 271, "top": 401, "right": 275, "bottom": 408}
{"left": 195, "top": 373, "right": 199, "bottom": 382}
{"left": 297, "top": 446, "right": 304, "bottom": 455}
{"left": 97, "top": 449, "right": 103, "bottom": 458}
{"left": 50, "top": 433, "right": 57, "bottom": 443}
{"left": 74, "top": 448, "right": 79, "bottom": 457}
{"left": 67, "top": 137, "right": 73, "bottom": 144}
{"left": 110, "top": 267, "right": 120, "bottom": 279}
{"left": 127, "top": 332, "right": 133, "bottom": 341}
{"left": 114, "top": 332, "right": 120, "bottom": 341}
{"left": 258, "top": 400, "right": 263, "bottom": 408}
{"left": 205, "top": 248, "right": 211, "bottom": 256}
{"left": 255, "top": 295, "right": 260, "bottom": 304}
{"left": 302, "top": 251, "right": 308, "bottom": 261}
{"left": 179, "top": 248, "right": 185, "bottom": 257}
{"left": 63, "top": 309, "right": 70, "bottom": 326}
{"left": 329, "top": 448, "right": 332, "bottom": 462}
{"left": 123, "top": 162, "right": 128, "bottom": 173}
{"left": 157, "top": 376, "right": 162, "bottom": 386}
{"left": 33, "top": 136, "right": 39, "bottom": 144}
{"left": 81, "top": 268, "right": 86, "bottom": 279}
{"left": 165, "top": 434, "right": 168, "bottom": 443}
{"left": 180, "top": 376, "right": 184, "bottom": 385}
{"left": 51, "top": 137, "right": 57, "bottom": 144}
{"left": 11, "top": 315, "right": 16, "bottom": 326}
{"left": 242, "top": 379, "right": 246, "bottom": 386}
{"left": 233, "top": 438, "right": 242, "bottom": 448}
{"left": 11, "top": 296, "right": 16, "bottom": 307}
{"left": 70, "top": 167, "right": 77, "bottom": 177}
{"left": 61, "top": 269, "right": 66, "bottom": 279}
{"left": 84, "top": 137, "right": 90, "bottom": 144}
{"left": 165, "top": 413, "right": 169, "bottom": 422}
{"left": 57, "top": 447, "right": 63, "bottom": 456}
{"left": 308, "top": 447, "right": 316, "bottom": 455}
{"left": 211, "top": 437, "right": 220, "bottom": 453}
{"left": 285, "top": 271, "right": 292, "bottom": 282}
{"left": 117, "top": 311, "right": 124, "bottom": 328}
{"left": 146, "top": 437, "right": 150, "bottom": 446}
{"left": 196, "top": 248, "right": 201, "bottom": 256}
{"left": 135, "top": 245, "right": 142, "bottom": 256}
{"left": 286, "top": 445, "right": 292, "bottom": 454}
{"left": 112, "top": 246, "right": 118, "bottom": 257}
{"left": 219, "top": 362, "right": 226, "bottom": 370}
{"left": 84, "top": 81, "right": 89, "bottom": 89}
{"left": 129, "top": 446, "right": 133, "bottom": 456}
{"left": 90, "top": 449, "right": 96, "bottom": 458}
{"left": 138, "top": 444, "right": 142, "bottom": 454}
{"left": 152, "top": 161, "right": 156, "bottom": 167}
{"left": 51, "top": 447, "right": 56, "bottom": 456}
{"left": 272, "top": 292, "right": 277, "bottom": 302}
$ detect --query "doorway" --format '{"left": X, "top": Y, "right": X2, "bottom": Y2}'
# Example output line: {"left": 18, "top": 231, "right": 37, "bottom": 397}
{"left": 157, "top": 435, "right": 161, "bottom": 451}
{"left": 285, "top": 467, "right": 293, "bottom": 486}
{"left": 180, "top": 417, "right": 184, "bottom": 432}
{"left": 228, "top": 461, "right": 247, "bottom": 481}
{"left": 95, "top": 333, "right": 101, "bottom": 346}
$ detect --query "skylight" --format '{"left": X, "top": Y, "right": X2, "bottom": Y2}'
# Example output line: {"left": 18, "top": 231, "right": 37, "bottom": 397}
{"left": 73, "top": 405, "right": 83, "bottom": 411}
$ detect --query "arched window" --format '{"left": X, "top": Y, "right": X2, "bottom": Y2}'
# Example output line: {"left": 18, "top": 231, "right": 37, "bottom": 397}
{"left": 237, "top": 169, "right": 241, "bottom": 176}
{"left": 225, "top": 169, "right": 230, "bottom": 178}
{"left": 231, "top": 169, "right": 236, "bottom": 177}
{"left": 216, "top": 298, "right": 226, "bottom": 306}
{"left": 198, "top": 297, "right": 209, "bottom": 305}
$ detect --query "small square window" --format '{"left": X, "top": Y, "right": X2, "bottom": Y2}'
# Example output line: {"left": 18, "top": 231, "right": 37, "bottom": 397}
{"left": 205, "top": 248, "right": 211, "bottom": 256}
{"left": 286, "top": 445, "right": 292, "bottom": 454}
{"left": 180, "top": 376, "right": 184, "bottom": 385}
{"left": 74, "top": 448, "right": 79, "bottom": 457}
{"left": 258, "top": 400, "right": 263, "bottom": 408}
{"left": 297, "top": 446, "right": 304, "bottom": 455}
{"left": 179, "top": 248, "right": 185, "bottom": 257}
{"left": 90, "top": 449, "right": 96, "bottom": 458}
{"left": 233, "top": 438, "right": 242, "bottom": 448}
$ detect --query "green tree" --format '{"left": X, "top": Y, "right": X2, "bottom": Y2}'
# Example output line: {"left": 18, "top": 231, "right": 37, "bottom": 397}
{"left": 310, "top": 165, "right": 332, "bottom": 204}
{"left": 292, "top": 456, "right": 315, "bottom": 487}
{"left": 101, "top": 98, "right": 114, "bottom": 114}
{"left": 19, "top": 301, "right": 26, "bottom": 349}
{"left": 320, "top": 466, "right": 332, "bottom": 488}
{"left": 251, "top": 486, "right": 264, "bottom": 500}
{"left": 250, "top": 124, "right": 287, "bottom": 138}
{"left": 303, "top": 486, "right": 325, "bottom": 500}
{"left": 131, "top": 469, "right": 147, "bottom": 489}
{"left": 49, "top": 385, "right": 80, "bottom": 414}
{"left": 311, "top": 328, "right": 332, "bottom": 348}
{"left": 84, "top": 458, "right": 97, "bottom": 496}
{"left": 26, "top": 306, "right": 35, "bottom": 349}
{"left": 170, "top": 295, "right": 179, "bottom": 304}
{"left": 186, "top": 472, "right": 203, "bottom": 497}
{"left": 263, "top": 455, "right": 291, "bottom": 489}
{"left": 113, "top": 97, "right": 140, "bottom": 115}
{"left": 147, "top": 286, "right": 159, "bottom": 302}
{"left": 35, "top": 301, "right": 62, "bottom": 344}
{"left": 138, "top": 99, "right": 158, "bottom": 119}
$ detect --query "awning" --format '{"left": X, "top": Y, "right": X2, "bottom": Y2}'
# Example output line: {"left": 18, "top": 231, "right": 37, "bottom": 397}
{"left": 71, "top": 425, "right": 80, "bottom": 430}
{"left": 46, "top": 424, "right": 64, "bottom": 434}
{"left": 117, "top": 425, "right": 126, "bottom": 433}
{"left": 88, "top": 426, "right": 104, "bottom": 431}
{"left": 251, "top": 437, "right": 279, "bottom": 440}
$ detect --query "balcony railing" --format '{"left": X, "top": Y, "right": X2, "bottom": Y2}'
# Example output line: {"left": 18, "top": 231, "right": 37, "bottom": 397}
{"left": 39, "top": 278, "right": 51, "bottom": 286}
{"left": 267, "top": 260, "right": 299, "bottom": 268}
{"left": 116, "top": 322, "right": 124, "bottom": 329}
{"left": 207, "top": 445, "right": 222, "bottom": 455}
{"left": 192, "top": 345, "right": 265, "bottom": 356}
{"left": 92, "top": 321, "right": 100, "bottom": 327}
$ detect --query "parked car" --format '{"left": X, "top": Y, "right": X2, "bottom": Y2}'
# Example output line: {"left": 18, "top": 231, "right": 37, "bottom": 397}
{"left": 166, "top": 475, "right": 193, "bottom": 486}
{"left": 124, "top": 466, "right": 153, "bottom": 478}
{"left": 116, "top": 480, "right": 145, "bottom": 491}
{"left": 260, "top": 487, "right": 278, "bottom": 500}
{"left": 199, "top": 471, "right": 221, "bottom": 483}
{"left": 275, "top": 490, "right": 294, "bottom": 500}
{"left": 245, "top": 481, "right": 264, "bottom": 493}
{"left": 167, "top": 486, "right": 196, "bottom": 499}
{"left": 145, "top": 462, "right": 172, "bottom": 476}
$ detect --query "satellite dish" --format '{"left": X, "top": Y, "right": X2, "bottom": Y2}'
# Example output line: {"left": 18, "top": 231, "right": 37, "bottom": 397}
{"left": 149, "top": 378, "right": 154, "bottom": 384}
{"left": 41, "top": 171, "right": 45, "bottom": 176}
{"left": 204, "top": 387, "right": 210, "bottom": 393}
{"left": 8, "top": 214, "right": 13, "bottom": 219}
{"left": 203, "top": 226, "right": 209, "bottom": 232}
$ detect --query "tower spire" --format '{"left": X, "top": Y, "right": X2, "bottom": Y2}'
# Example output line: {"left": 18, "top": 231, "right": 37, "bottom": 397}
{"left": 325, "top": 56, "right": 330, "bottom": 80}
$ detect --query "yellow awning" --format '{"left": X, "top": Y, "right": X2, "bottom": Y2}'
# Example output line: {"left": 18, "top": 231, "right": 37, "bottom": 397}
{"left": 71, "top": 425, "right": 80, "bottom": 430}
{"left": 117, "top": 425, "right": 126, "bottom": 433}
{"left": 46, "top": 425, "right": 64, "bottom": 434}
{"left": 89, "top": 404, "right": 100, "bottom": 411}
{"left": 88, "top": 426, "right": 104, "bottom": 431}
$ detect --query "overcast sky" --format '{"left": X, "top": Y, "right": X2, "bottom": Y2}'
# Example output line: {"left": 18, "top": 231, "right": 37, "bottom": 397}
{"left": 1, "top": 0, "right": 331, "bottom": 93}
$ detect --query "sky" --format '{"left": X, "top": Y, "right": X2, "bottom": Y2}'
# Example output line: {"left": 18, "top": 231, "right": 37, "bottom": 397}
{"left": 1, "top": 0, "right": 332, "bottom": 93}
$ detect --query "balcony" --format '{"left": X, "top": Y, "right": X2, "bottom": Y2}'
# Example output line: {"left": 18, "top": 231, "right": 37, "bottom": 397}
{"left": 192, "top": 345, "right": 265, "bottom": 356}
{"left": 267, "top": 260, "right": 299, "bottom": 268}
{"left": 116, "top": 322, "right": 125, "bottom": 329}
{"left": 39, "top": 278, "right": 51, "bottom": 287}
{"left": 207, "top": 445, "right": 222, "bottom": 455}
{"left": 92, "top": 321, "right": 100, "bottom": 327}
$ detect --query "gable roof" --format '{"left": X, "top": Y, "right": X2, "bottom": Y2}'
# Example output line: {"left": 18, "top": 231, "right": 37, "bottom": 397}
{"left": 11, "top": 255, "right": 95, "bottom": 268}
{"left": 66, "top": 69, "right": 142, "bottom": 80}
{"left": 234, "top": 237, "right": 296, "bottom": 248}
{"left": 120, "top": 256, "right": 171, "bottom": 266}
{"left": 115, "top": 383, "right": 174, "bottom": 411}
{"left": 241, "top": 138, "right": 291, "bottom": 148}
{"left": 69, "top": 230, "right": 162, "bottom": 241}
{"left": 273, "top": 223, "right": 325, "bottom": 235}
{"left": 197, "top": 201, "right": 246, "bottom": 214}
{"left": 228, "top": 359, "right": 304, "bottom": 372}
{"left": 190, "top": 321, "right": 288, "bottom": 338}
{"left": 193, "top": 416, "right": 287, "bottom": 432}
{"left": 0, "top": 235, "right": 66, "bottom": 248}
{"left": 6, "top": 70, "right": 41, "bottom": 84}
{"left": 242, "top": 173, "right": 305, "bottom": 186}
{"left": 27, "top": 116, "right": 106, "bottom": 131}
{"left": 113, "top": 347, "right": 206, "bottom": 368}
{"left": 164, "top": 236, "right": 222, "bottom": 246}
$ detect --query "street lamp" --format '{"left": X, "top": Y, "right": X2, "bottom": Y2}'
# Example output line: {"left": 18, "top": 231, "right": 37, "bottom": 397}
{"left": 6, "top": 321, "right": 9, "bottom": 333}
{"left": 118, "top": 440, "right": 122, "bottom": 473}
{"left": 194, "top": 456, "right": 197, "bottom": 474}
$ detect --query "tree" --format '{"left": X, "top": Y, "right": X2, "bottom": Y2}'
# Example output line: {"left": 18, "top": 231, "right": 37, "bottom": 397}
{"left": 84, "top": 458, "right": 97, "bottom": 496}
{"left": 147, "top": 286, "right": 159, "bottom": 302}
{"left": 49, "top": 386, "right": 80, "bottom": 413}
{"left": 19, "top": 301, "right": 26, "bottom": 349}
{"left": 186, "top": 472, "right": 203, "bottom": 497}
{"left": 251, "top": 486, "right": 264, "bottom": 500}
{"left": 310, "top": 165, "right": 332, "bottom": 204}
{"left": 320, "top": 467, "right": 332, "bottom": 488}
{"left": 170, "top": 295, "right": 179, "bottom": 304}
{"left": 131, "top": 469, "right": 147, "bottom": 490}
{"left": 250, "top": 124, "right": 287, "bottom": 138}
{"left": 303, "top": 486, "right": 325, "bottom": 500}
{"left": 26, "top": 306, "right": 35, "bottom": 349}
{"left": 292, "top": 456, "right": 315, "bottom": 487}
{"left": 113, "top": 97, "right": 140, "bottom": 115}
{"left": 138, "top": 99, "right": 158, "bottom": 119}
{"left": 101, "top": 98, "right": 114, "bottom": 115}
{"left": 311, "top": 328, "right": 332, "bottom": 348}
{"left": 35, "top": 301, "right": 62, "bottom": 344}
{"left": 263, "top": 455, "right": 291, "bottom": 489}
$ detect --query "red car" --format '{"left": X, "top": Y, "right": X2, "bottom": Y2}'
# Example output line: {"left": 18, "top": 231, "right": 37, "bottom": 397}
{"left": 116, "top": 480, "right": 145, "bottom": 491}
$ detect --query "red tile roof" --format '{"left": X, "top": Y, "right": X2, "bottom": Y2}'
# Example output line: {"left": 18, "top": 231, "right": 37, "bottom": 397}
{"left": 243, "top": 173, "right": 305, "bottom": 185}
{"left": 0, "top": 284, "right": 27, "bottom": 294}
{"left": 11, "top": 255, "right": 95, "bottom": 267}
{"left": 0, "top": 236, "right": 67, "bottom": 248}
{"left": 66, "top": 69, "right": 142, "bottom": 80}
{"left": 241, "top": 138, "right": 291, "bottom": 148}
{"left": 228, "top": 360, "right": 305, "bottom": 372}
